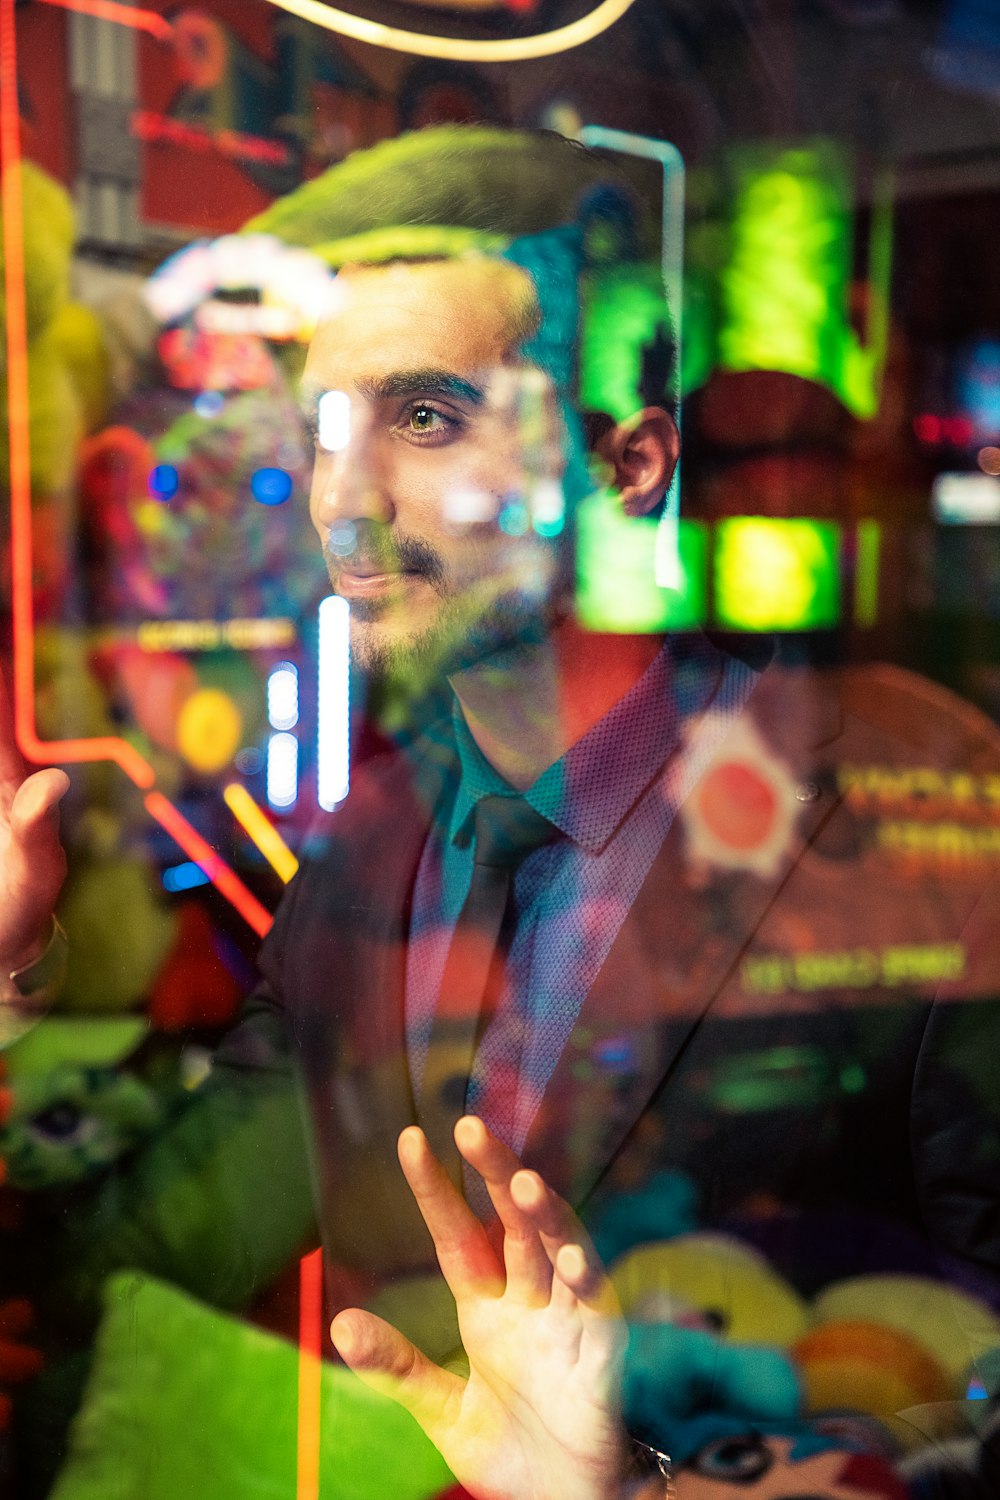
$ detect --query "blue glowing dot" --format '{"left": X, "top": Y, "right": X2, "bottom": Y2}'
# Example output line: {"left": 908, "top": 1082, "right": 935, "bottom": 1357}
{"left": 534, "top": 516, "right": 565, "bottom": 538}
{"left": 251, "top": 467, "right": 293, "bottom": 506}
{"left": 148, "top": 463, "right": 180, "bottom": 501}
{"left": 498, "top": 502, "right": 529, "bottom": 536}
{"left": 162, "top": 861, "right": 211, "bottom": 893}
{"left": 967, "top": 1377, "right": 988, "bottom": 1400}
{"left": 194, "top": 390, "right": 225, "bottom": 418}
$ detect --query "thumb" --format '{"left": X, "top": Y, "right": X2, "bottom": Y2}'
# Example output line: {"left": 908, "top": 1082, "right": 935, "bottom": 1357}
{"left": 9, "top": 769, "right": 70, "bottom": 842}
{"left": 331, "top": 1309, "right": 462, "bottom": 1440}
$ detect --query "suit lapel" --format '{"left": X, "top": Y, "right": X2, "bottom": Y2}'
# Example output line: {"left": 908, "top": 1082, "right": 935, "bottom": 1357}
{"left": 524, "top": 662, "right": 851, "bottom": 1207}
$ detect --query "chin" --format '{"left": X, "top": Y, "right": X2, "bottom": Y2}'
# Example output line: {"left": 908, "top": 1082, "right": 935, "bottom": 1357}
{"left": 349, "top": 592, "right": 550, "bottom": 684}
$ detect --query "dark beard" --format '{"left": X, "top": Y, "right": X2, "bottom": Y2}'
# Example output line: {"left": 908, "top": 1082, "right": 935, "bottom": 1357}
{"left": 327, "top": 518, "right": 567, "bottom": 682}
{"left": 351, "top": 585, "right": 552, "bottom": 685}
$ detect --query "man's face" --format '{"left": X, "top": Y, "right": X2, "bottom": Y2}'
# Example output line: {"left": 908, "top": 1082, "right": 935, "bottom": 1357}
{"left": 302, "top": 257, "right": 566, "bottom": 678}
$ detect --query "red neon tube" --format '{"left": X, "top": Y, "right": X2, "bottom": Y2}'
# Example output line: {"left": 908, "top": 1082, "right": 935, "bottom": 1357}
{"left": 33, "top": 0, "right": 173, "bottom": 41}
{"left": 2, "top": 0, "right": 273, "bottom": 937}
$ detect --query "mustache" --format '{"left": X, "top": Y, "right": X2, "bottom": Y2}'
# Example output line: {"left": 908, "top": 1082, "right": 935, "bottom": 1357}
{"left": 324, "top": 521, "right": 446, "bottom": 590}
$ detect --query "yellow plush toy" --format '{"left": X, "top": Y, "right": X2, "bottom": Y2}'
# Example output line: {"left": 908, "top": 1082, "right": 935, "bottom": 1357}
{"left": 0, "top": 161, "right": 111, "bottom": 497}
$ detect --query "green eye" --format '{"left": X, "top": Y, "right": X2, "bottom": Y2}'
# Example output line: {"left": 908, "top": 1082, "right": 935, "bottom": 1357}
{"left": 410, "top": 405, "right": 437, "bottom": 430}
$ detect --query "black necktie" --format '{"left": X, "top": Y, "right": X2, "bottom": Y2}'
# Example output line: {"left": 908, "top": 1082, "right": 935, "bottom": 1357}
{"left": 418, "top": 794, "right": 558, "bottom": 1178}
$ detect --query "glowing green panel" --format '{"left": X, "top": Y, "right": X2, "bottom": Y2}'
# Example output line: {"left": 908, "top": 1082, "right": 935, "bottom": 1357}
{"left": 714, "top": 517, "right": 841, "bottom": 631}
{"left": 853, "top": 518, "right": 881, "bottom": 627}
{"left": 713, "top": 144, "right": 889, "bottom": 419}
{"left": 575, "top": 490, "right": 706, "bottom": 632}
{"left": 579, "top": 265, "right": 675, "bottom": 422}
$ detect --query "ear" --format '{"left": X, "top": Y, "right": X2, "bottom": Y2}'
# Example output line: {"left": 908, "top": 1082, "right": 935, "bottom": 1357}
{"left": 593, "top": 407, "right": 680, "bottom": 517}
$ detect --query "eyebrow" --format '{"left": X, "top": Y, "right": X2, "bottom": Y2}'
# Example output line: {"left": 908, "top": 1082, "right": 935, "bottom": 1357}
{"left": 299, "top": 368, "right": 484, "bottom": 418}
{"left": 358, "top": 369, "right": 485, "bottom": 405}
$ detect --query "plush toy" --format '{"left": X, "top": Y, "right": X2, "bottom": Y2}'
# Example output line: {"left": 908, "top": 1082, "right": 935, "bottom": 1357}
{"left": 0, "top": 162, "right": 111, "bottom": 500}
{"left": 612, "top": 1231, "right": 811, "bottom": 1348}
{"left": 46, "top": 1272, "right": 454, "bottom": 1500}
{"left": 794, "top": 1319, "right": 953, "bottom": 1426}
{"left": 0, "top": 1017, "right": 158, "bottom": 1190}
{"left": 609, "top": 1233, "right": 807, "bottom": 1445}
{"left": 663, "top": 1415, "right": 910, "bottom": 1499}
{"left": 586, "top": 1167, "right": 699, "bottom": 1264}
{"left": 812, "top": 1274, "right": 1000, "bottom": 1395}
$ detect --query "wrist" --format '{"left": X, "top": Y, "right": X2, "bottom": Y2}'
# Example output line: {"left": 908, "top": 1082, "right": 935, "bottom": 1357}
{"left": 4, "top": 925, "right": 53, "bottom": 975}
{"left": 619, "top": 1440, "right": 674, "bottom": 1500}
{"left": 1, "top": 919, "right": 68, "bottom": 1044}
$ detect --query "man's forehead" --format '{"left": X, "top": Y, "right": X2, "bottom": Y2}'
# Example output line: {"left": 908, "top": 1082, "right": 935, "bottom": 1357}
{"left": 303, "top": 255, "right": 536, "bottom": 386}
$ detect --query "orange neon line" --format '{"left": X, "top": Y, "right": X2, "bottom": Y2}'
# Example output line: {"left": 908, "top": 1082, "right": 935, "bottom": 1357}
{"left": 33, "top": 0, "right": 173, "bottom": 41}
{"left": 297, "top": 1248, "right": 324, "bottom": 1500}
{"left": 144, "top": 793, "right": 274, "bottom": 937}
{"left": 1, "top": 0, "right": 156, "bottom": 789}
{"left": 3, "top": 0, "right": 272, "bottom": 937}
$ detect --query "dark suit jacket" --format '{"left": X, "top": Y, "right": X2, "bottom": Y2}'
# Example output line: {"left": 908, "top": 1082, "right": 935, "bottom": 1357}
{"left": 195, "top": 655, "right": 1000, "bottom": 1362}
{"left": 48, "top": 654, "right": 1000, "bottom": 1390}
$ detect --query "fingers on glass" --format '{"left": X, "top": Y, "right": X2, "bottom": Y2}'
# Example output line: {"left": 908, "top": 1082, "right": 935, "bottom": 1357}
{"left": 454, "top": 1116, "right": 552, "bottom": 1302}
{"left": 397, "top": 1126, "right": 502, "bottom": 1296}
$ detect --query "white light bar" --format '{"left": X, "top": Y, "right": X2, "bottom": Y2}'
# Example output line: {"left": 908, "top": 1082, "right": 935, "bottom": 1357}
{"left": 267, "top": 661, "right": 300, "bottom": 731}
{"left": 933, "top": 472, "right": 1000, "bottom": 525}
{"left": 267, "top": 731, "right": 299, "bottom": 811}
{"left": 318, "top": 595, "right": 351, "bottom": 810}
{"left": 318, "top": 390, "right": 351, "bottom": 453}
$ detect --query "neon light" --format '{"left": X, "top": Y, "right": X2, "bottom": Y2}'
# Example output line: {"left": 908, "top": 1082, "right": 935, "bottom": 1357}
{"left": 2, "top": 0, "right": 157, "bottom": 791}
{"left": 317, "top": 390, "right": 351, "bottom": 453}
{"left": 266, "top": 731, "right": 299, "bottom": 812}
{"left": 224, "top": 783, "right": 300, "bottom": 884}
{"left": 162, "top": 861, "right": 212, "bottom": 893}
{"left": 712, "top": 144, "right": 892, "bottom": 420}
{"left": 268, "top": 663, "right": 300, "bottom": 731}
{"left": 932, "top": 472, "right": 1000, "bottom": 525}
{"left": 318, "top": 596, "right": 350, "bottom": 811}
{"left": 262, "top": 0, "right": 637, "bottom": 62}
{"left": 251, "top": 467, "right": 293, "bottom": 506}
{"left": 137, "top": 618, "right": 296, "bottom": 652}
{"left": 34, "top": 0, "right": 173, "bottom": 40}
{"left": 714, "top": 518, "right": 841, "bottom": 632}
{"left": 148, "top": 463, "right": 179, "bottom": 501}
{"left": 531, "top": 477, "right": 565, "bottom": 536}
{"left": 1, "top": 6, "right": 274, "bottom": 939}
{"left": 296, "top": 1248, "right": 324, "bottom": 1500}
{"left": 578, "top": 128, "right": 686, "bottom": 588}
{"left": 575, "top": 492, "right": 706, "bottom": 633}
{"left": 130, "top": 110, "right": 291, "bottom": 167}
{"left": 145, "top": 793, "right": 273, "bottom": 938}
{"left": 853, "top": 520, "right": 880, "bottom": 628}
{"left": 194, "top": 391, "right": 224, "bottom": 418}
{"left": 146, "top": 235, "right": 335, "bottom": 336}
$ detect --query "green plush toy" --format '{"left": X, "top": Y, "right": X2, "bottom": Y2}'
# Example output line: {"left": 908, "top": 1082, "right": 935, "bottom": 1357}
{"left": 50, "top": 1273, "right": 454, "bottom": 1500}
{"left": 0, "top": 1018, "right": 158, "bottom": 1189}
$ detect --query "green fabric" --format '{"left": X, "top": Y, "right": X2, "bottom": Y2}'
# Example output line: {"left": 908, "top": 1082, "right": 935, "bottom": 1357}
{"left": 51, "top": 1272, "right": 454, "bottom": 1500}
{"left": 2, "top": 1017, "right": 148, "bottom": 1078}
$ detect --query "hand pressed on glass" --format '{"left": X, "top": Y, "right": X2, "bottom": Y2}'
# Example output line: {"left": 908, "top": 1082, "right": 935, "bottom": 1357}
{"left": 330, "top": 1117, "right": 664, "bottom": 1500}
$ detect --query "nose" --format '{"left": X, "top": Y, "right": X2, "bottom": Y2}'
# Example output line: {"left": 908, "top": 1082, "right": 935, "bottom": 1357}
{"left": 310, "top": 397, "right": 394, "bottom": 533}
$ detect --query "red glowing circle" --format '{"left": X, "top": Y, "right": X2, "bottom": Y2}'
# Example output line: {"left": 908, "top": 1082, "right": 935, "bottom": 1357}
{"left": 695, "top": 761, "right": 778, "bottom": 850}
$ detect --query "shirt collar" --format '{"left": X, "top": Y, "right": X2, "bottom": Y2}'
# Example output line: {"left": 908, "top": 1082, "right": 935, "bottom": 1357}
{"left": 450, "top": 633, "right": 733, "bottom": 855}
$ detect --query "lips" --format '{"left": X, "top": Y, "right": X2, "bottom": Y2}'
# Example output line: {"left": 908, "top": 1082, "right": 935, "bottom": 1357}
{"left": 335, "top": 566, "right": 422, "bottom": 597}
